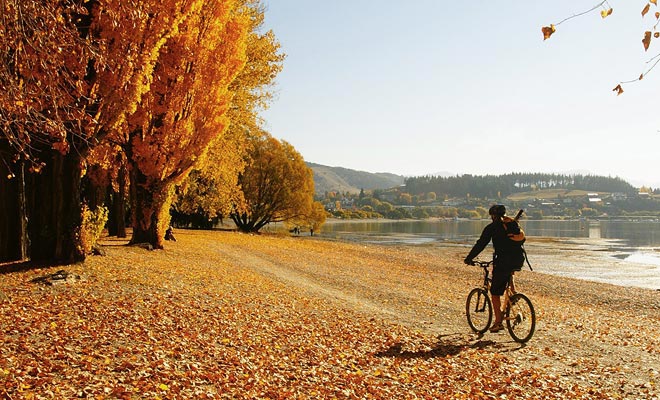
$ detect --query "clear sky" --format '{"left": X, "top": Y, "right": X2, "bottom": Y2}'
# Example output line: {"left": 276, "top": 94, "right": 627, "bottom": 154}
{"left": 260, "top": 1, "right": 660, "bottom": 188}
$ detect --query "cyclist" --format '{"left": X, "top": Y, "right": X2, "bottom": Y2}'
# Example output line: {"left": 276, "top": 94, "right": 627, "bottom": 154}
{"left": 464, "top": 205, "right": 525, "bottom": 333}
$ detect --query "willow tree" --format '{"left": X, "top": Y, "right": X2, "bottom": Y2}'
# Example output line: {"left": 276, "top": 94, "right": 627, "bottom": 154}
{"left": 0, "top": 0, "right": 204, "bottom": 262}
{"left": 123, "top": 0, "right": 251, "bottom": 248}
{"left": 231, "top": 131, "right": 315, "bottom": 233}
{"left": 174, "top": 1, "right": 285, "bottom": 227}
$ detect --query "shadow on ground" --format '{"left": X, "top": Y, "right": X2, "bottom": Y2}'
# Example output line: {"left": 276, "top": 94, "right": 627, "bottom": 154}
{"left": 375, "top": 333, "right": 525, "bottom": 360}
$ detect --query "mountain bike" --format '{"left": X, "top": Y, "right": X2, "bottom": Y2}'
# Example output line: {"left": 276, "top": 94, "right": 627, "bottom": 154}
{"left": 465, "top": 260, "right": 536, "bottom": 343}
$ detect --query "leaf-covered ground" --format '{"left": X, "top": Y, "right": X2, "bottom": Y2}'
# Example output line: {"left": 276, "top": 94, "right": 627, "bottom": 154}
{"left": 1, "top": 229, "right": 658, "bottom": 399}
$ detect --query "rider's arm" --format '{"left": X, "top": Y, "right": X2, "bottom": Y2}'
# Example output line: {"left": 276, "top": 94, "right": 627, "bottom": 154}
{"left": 464, "top": 223, "right": 494, "bottom": 263}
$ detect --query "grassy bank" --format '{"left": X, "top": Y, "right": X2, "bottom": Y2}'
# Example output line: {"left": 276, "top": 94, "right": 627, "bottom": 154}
{"left": 1, "top": 230, "right": 659, "bottom": 399}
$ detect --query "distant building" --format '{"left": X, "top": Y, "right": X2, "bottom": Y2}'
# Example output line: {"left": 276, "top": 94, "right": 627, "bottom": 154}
{"left": 587, "top": 193, "right": 602, "bottom": 203}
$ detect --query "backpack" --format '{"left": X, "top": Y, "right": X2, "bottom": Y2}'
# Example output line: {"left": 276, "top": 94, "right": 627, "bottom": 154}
{"left": 502, "top": 209, "right": 532, "bottom": 270}
{"left": 502, "top": 216, "right": 525, "bottom": 244}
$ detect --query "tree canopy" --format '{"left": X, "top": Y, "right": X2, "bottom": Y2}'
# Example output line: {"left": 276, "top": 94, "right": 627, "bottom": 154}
{"left": 230, "top": 131, "right": 317, "bottom": 233}
{"left": 404, "top": 173, "right": 636, "bottom": 199}
{"left": 0, "top": 0, "right": 288, "bottom": 262}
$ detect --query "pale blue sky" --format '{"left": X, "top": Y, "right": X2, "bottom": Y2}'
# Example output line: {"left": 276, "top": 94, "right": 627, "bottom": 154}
{"left": 261, "top": 1, "right": 660, "bottom": 187}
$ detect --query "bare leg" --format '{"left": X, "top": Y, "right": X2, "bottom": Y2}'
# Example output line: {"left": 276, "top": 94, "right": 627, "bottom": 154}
{"left": 492, "top": 295, "right": 502, "bottom": 325}
{"left": 509, "top": 273, "right": 517, "bottom": 294}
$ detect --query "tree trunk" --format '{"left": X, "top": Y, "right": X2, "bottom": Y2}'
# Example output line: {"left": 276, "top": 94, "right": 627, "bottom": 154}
{"left": 17, "top": 160, "right": 29, "bottom": 260}
{"left": 27, "top": 151, "right": 84, "bottom": 263}
{"left": 230, "top": 210, "right": 270, "bottom": 233}
{"left": 107, "top": 164, "right": 127, "bottom": 238}
{"left": 0, "top": 156, "right": 25, "bottom": 262}
{"left": 106, "top": 188, "right": 117, "bottom": 237}
{"left": 116, "top": 164, "right": 127, "bottom": 238}
{"left": 83, "top": 167, "right": 108, "bottom": 211}
{"left": 129, "top": 165, "right": 170, "bottom": 249}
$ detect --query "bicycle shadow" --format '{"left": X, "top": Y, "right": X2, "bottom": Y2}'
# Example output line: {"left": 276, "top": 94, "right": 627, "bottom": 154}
{"left": 470, "top": 332, "right": 529, "bottom": 353}
{"left": 375, "top": 333, "right": 526, "bottom": 360}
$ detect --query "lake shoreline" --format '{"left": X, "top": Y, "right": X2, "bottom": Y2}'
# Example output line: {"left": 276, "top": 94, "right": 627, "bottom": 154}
{"left": 309, "top": 218, "right": 660, "bottom": 291}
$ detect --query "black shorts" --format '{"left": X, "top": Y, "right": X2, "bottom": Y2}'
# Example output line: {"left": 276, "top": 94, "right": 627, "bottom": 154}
{"left": 490, "top": 266, "right": 513, "bottom": 296}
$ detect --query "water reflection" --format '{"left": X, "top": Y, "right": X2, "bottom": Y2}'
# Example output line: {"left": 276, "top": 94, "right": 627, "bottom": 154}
{"left": 323, "top": 219, "right": 660, "bottom": 248}
{"left": 320, "top": 219, "right": 660, "bottom": 290}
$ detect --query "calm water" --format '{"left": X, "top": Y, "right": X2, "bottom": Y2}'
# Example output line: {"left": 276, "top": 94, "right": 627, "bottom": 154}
{"left": 318, "top": 219, "right": 660, "bottom": 290}
{"left": 321, "top": 219, "right": 660, "bottom": 247}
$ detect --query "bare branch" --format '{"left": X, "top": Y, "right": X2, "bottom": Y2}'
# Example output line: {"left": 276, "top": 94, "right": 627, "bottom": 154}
{"left": 554, "top": 1, "right": 610, "bottom": 26}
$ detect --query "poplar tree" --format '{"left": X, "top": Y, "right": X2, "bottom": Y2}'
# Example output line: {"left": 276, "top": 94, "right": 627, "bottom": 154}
{"left": 174, "top": 1, "right": 285, "bottom": 227}
{"left": 123, "top": 0, "right": 250, "bottom": 248}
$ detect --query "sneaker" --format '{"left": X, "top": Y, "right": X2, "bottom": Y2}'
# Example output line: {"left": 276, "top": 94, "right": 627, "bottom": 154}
{"left": 489, "top": 322, "right": 504, "bottom": 333}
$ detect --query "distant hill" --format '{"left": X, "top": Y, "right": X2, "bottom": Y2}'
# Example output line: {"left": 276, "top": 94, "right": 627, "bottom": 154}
{"left": 307, "top": 162, "right": 405, "bottom": 195}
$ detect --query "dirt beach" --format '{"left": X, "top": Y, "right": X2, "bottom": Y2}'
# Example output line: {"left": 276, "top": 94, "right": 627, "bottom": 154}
{"left": 1, "top": 229, "right": 659, "bottom": 398}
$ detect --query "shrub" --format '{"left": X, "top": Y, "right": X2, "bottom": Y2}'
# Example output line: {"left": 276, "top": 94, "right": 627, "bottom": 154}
{"left": 77, "top": 205, "right": 109, "bottom": 255}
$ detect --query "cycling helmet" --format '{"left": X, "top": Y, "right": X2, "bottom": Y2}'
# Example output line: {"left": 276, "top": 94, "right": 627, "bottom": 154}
{"left": 488, "top": 204, "right": 506, "bottom": 216}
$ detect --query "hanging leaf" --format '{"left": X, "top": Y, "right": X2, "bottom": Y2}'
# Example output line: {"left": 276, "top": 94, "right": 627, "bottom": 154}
{"left": 612, "top": 84, "right": 624, "bottom": 95}
{"left": 541, "top": 24, "right": 556, "bottom": 40}
{"left": 642, "top": 31, "right": 652, "bottom": 51}
{"left": 651, "top": 0, "right": 658, "bottom": 5}
{"left": 601, "top": 8, "right": 613, "bottom": 18}
{"left": 642, "top": 4, "right": 651, "bottom": 17}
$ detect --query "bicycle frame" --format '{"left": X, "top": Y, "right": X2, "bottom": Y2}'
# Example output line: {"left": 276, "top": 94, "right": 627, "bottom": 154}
{"left": 474, "top": 260, "right": 516, "bottom": 304}
{"left": 466, "top": 259, "right": 536, "bottom": 343}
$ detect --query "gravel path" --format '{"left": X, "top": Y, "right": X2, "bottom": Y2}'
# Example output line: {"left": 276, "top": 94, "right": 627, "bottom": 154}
{"left": 206, "top": 231, "right": 660, "bottom": 398}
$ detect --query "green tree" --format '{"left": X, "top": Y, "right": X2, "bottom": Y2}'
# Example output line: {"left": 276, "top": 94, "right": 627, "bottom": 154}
{"left": 375, "top": 201, "right": 394, "bottom": 215}
{"left": 412, "top": 207, "right": 430, "bottom": 219}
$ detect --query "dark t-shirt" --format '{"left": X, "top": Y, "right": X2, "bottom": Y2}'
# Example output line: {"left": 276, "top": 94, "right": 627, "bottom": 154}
{"left": 466, "top": 219, "right": 524, "bottom": 269}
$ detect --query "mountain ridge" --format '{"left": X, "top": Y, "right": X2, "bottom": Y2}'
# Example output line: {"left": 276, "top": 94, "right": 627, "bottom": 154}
{"left": 307, "top": 162, "right": 405, "bottom": 195}
{"left": 307, "top": 163, "right": 647, "bottom": 197}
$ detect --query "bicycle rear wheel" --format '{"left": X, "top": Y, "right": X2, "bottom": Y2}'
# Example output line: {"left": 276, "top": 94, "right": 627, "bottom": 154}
{"left": 505, "top": 293, "right": 536, "bottom": 343}
{"left": 466, "top": 288, "right": 492, "bottom": 334}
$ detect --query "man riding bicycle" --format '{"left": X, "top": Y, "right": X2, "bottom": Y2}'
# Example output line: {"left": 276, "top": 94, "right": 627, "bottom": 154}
{"left": 464, "top": 205, "right": 526, "bottom": 333}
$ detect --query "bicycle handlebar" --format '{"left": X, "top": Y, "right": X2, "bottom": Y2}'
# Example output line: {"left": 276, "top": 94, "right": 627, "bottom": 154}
{"left": 468, "top": 260, "right": 493, "bottom": 268}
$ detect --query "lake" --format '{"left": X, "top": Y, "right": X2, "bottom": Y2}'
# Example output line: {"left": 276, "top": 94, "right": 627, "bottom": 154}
{"left": 316, "top": 219, "right": 660, "bottom": 290}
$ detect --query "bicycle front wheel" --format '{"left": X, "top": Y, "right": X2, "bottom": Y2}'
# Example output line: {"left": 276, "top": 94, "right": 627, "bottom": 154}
{"left": 505, "top": 293, "right": 536, "bottom": 343}
{"left": 466, "top": 288, "right": 492, "bottom": 334}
